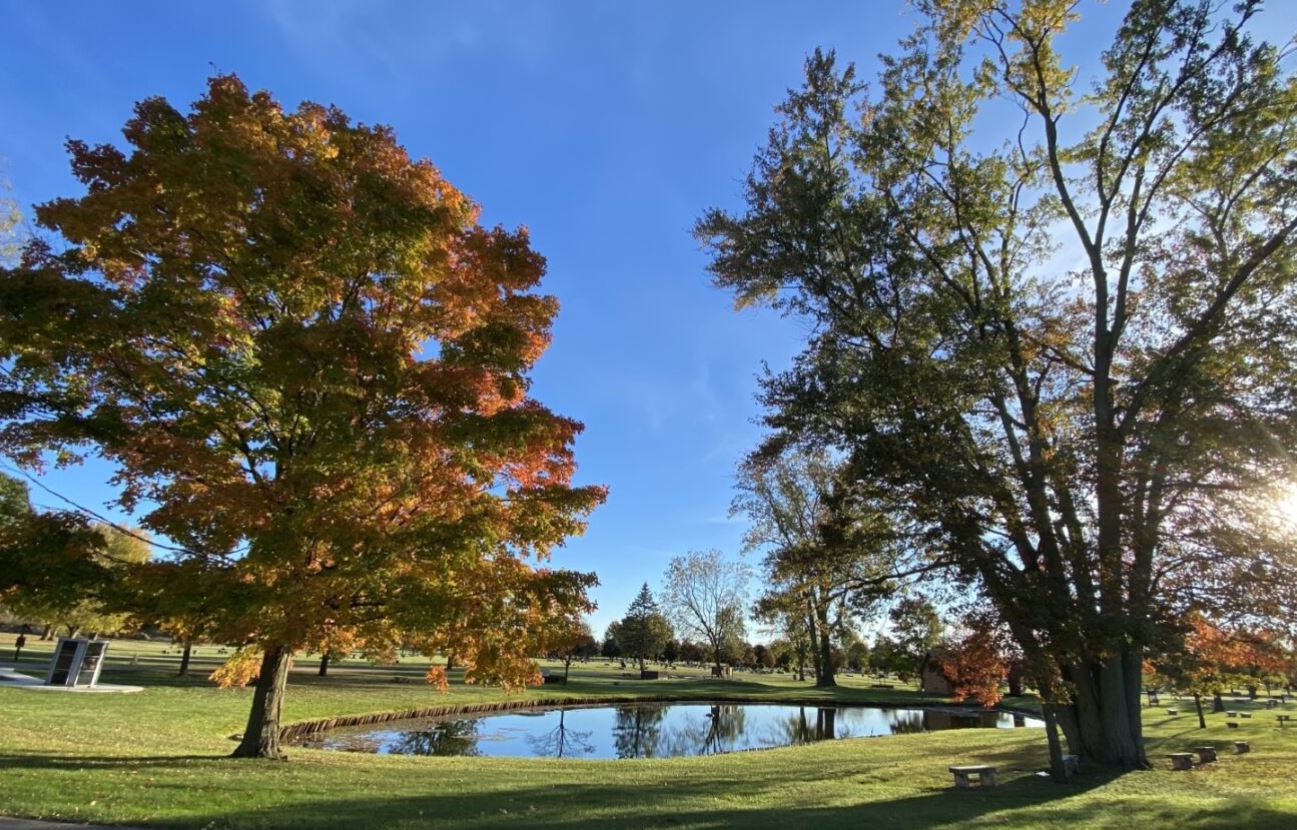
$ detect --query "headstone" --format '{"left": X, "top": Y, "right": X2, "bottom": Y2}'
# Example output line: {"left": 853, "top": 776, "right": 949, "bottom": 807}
{"left": 45, "top": 638, "right": 108, "bottom": 688}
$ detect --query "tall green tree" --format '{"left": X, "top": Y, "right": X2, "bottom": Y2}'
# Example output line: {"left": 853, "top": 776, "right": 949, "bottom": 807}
{"left": 601, "top": 621, "right": 624, "bottom": 658}
{"left": 735, "top": 449, "right": 912, "bottom": 687}
{"left": 615, "top": 583, "right": 672, "bottom": 670}
{"left": 698, "top": 1, "right": 1297, "bottom": 768}
{"left": 0, "top": 471, "right": 30, "bottom": 530}
{"left": 0, "top": 76, "right": 604, "bottom": 758}
{"left": 889, "top": 596, "right": 944, "bottom": 680}
{"left": 1, "top": 516, "right": 149, "bottom": 637}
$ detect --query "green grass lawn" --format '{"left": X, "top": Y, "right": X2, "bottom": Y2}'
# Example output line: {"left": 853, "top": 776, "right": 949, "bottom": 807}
{"left": 1, "top": 634, "right": 1295, "bottom": 829}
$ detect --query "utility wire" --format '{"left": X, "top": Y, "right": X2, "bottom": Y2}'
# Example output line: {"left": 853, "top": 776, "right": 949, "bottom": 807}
{"left": 0, "top": 461, "right": 245, "bottom": 561}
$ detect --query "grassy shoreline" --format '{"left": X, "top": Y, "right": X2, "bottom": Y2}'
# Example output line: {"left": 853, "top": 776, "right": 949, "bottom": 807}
{"left": 1, "top": 635, "right": 1294, "bottom": 829}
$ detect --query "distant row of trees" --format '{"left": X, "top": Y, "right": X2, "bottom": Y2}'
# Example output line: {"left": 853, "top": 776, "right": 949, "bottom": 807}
{"left": 600, "top": 549, "right": 753, "bottom": 675}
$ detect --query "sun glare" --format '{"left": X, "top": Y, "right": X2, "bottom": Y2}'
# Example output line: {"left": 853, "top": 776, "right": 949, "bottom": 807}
{"left": 1271, "top": 482, "right": 1297, "bottom": 529}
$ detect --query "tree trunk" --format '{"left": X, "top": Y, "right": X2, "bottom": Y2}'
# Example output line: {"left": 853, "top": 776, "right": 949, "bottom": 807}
{"left": 1007, "top": 662, "right": 1024, "bottom": 697}
{"left": 1063, "top": 652, "right": 1148, "bottom": 768}
{"left": 814, "top": 602, "right": 836, "bottom": 688}
{"left": 1042, "top": 703, "right": 1069, "bottom": 782}
{"left": 317, "top": 650, "right": 330, "bottom": 677}
{"left": 804, "top": 604, "right": 823, "bottom": 684}
{"left": 1212, "top": 692, "right": 1225, "bottom": 713}
{"left": 1194, "top": 694, "right": 1206, "bottom": 729}
{"left": 178, "top": 641, "right": 192, "bottom": 677}
{"left": 40, "top": 625, "right": 52, "bottom": 641}
{"left": 232, "top": 645, "right": 293, "bottom": 760}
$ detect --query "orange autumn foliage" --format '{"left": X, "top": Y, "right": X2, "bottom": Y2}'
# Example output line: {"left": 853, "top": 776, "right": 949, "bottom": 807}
{"left": 0, "top": 75, "right": 605, "bottom": 756}
{"left": 939, "top": 616, "right": 1010, "bottom": 708}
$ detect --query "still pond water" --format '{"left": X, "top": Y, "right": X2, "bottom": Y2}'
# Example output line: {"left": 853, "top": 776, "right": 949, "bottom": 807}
{"left": 299, "top": 702, "right": 1043, "bottom": 759}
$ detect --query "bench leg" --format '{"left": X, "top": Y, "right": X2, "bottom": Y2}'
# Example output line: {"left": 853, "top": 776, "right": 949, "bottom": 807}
{"left": 982, "top": 771, "right": 997, "bottom": 787}
{"left": 953, "top": 774, "right": 970, "bottom": 789}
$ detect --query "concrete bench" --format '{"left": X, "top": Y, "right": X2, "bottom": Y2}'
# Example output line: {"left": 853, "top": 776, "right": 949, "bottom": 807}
{"left": 1264, "top": 699, "right": 1279, "bottom": 709}
{"left": 949, "top": 765, "right": 997, "bottom": 788}
{"left": 1166, "top": 752, "right": 1193, "bottom": 771}
{"left": 1226, "top": 721, "right": 1240, "bottom": 729}
{"left": 1193, "top": 746, "right": 1218, "bottom": 763}
{"left": 1226, "top": 711, "right": 1239, "bottom": 718}
{"left": 1240, "top": 712, "right": 1252, "bottom": 719}
{"left": 1234, "top": 741, "right": 1251, "bottom": 754}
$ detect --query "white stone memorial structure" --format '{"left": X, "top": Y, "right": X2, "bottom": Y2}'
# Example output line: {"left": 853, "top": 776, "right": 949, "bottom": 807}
{"left": 45, "top": 637, "right": 109, "bottom": 688}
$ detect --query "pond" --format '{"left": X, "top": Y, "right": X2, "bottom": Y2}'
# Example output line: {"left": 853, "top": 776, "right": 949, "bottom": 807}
{"left": 297, "top": 702, "right": 1043, "bottom": 759}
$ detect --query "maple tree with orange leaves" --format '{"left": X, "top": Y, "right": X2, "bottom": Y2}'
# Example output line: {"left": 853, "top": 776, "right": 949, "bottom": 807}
{"left": 938, "top": 614, "right": 1011, "bottom": 709}
{"left": 0, "top": 76, "right": 604, "bottom": 758}
{"left": 1149, "top": 614, "right": 1294, "bottom": 728}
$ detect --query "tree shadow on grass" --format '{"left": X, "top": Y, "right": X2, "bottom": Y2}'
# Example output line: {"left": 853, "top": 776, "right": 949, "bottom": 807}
{"left": 142, "top": 771, "right": 1297, "bottom": 830}
{"left": 0, "top": 752, "right": 229, "bottom": 771}
{"left": 3, "top": 748, "right": 1293, "bottom": 829}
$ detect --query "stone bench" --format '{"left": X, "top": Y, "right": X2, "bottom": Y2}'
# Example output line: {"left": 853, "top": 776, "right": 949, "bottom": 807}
{"left": 1166, "top": 752, "right": 1193, "bottom": 771}
{"left": 1264, "top": 699, "right": 1279, "bottom": 709}
{"left": 1193, "top": 746, "right": 1217, "bottom": 763}
{"left": 1226, "top": 711, "right": 1239, "bottom": 718}
{"left": 1234, "top": 740, "right": 1250, "bottom": 754}
{"left": 1240, "top": 712, "right": 1252, "bottom": 718}
{"left": 949, "top": 765, "right": 997, "bottom": 788}
{"left": 1226, "top": 721, "right": 1240, "bottom": 729}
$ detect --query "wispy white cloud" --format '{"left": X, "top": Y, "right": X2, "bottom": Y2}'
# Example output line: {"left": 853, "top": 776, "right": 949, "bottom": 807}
{"left": 256, "top": 0, "right": 552, "bottom": 91}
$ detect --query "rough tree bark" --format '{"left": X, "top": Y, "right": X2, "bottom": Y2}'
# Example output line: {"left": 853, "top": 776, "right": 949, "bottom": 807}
{"left": 232, "top": 645, "right": 293, "bottom": 760}
{"left": 1063, "top": 652, "right": 1147, "bottom": 768}
{"left": 813, "top": 601, "right": 836, "bottom": 688}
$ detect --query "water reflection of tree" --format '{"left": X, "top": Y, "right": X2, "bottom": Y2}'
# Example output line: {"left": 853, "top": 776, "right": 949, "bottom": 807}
{"left": 662, "top": 704, "right": 748, "bottom": 756}
{"left": 889, "top": 711, "right": 927, "bottom": 735}
{"left": 613, "top": 705, "right": 667, "bottom": 758}
{"left": 775, "top": 706, "right": 842, "bottom": 745}
{"left": 387, "top": 718, "right": 481, "bottom": 756}
{"left": 526, "top": 709, "right": 595, "bottom": 759}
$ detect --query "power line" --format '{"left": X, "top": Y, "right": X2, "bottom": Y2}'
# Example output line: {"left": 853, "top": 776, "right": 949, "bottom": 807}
{"left": 0, "top": 461, "right": 243, "bottom": 561}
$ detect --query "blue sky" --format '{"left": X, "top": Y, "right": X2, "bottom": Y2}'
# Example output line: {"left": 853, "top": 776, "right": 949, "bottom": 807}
{"left": 3, "top": 1, "right": 1295, "bottom": 639}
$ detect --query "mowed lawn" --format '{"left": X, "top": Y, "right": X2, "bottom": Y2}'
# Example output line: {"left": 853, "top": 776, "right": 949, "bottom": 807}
{"left": 1, "top": 636, "right": 1295, "bottom": 829}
